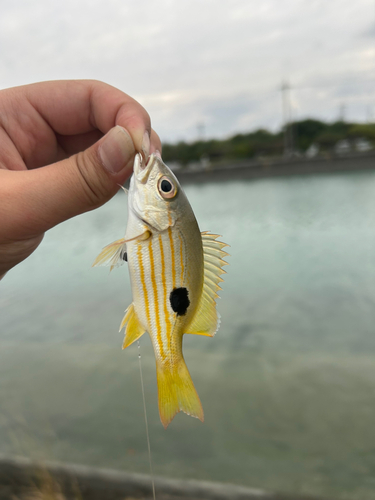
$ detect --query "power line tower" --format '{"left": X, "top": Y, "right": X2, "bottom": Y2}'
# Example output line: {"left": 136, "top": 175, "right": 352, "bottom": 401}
{"left": 197, "top": 122, "right": 205, "bottom": 141}
{"left": 280, "top": 80, "right": 294, "bottom": 157}
{"left": 339, "top": 103, "right": 346, "bottom": 122}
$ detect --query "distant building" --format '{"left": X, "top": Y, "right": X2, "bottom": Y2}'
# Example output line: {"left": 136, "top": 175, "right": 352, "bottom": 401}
{"left": 334, "top": 138, "right": 373, "bottom": 154}
{"left": 306, "top": 143, "right": 320, "bottom": 158}
{"left": 200, "top": 154, "right": 211, "bottom": 169}
{"left": 354, "top": 138, "right": 372, "bottom": 152}
{"left": 335, "top": 139, "right": 351, "bottom": 155}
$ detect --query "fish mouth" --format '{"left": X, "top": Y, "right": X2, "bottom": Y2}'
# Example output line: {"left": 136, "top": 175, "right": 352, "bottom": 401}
{"left": 134, "top": 153, "right": 156, "bottom": 183}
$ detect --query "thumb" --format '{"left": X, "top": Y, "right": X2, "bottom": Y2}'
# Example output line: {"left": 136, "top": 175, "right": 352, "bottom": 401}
{"left": 1, "top": 126, "right": 138, "bottom": 240}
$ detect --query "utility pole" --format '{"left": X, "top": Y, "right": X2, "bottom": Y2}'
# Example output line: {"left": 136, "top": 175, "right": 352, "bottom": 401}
{"left": 281, "top": 80, "right": 293, "bottom": 157}
{"left": 366, "top": 105, "right": 373, "bottom": 123}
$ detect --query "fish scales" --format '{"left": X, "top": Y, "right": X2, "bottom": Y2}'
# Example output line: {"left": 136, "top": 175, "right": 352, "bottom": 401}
{"left": 128, "top": 220, "right": 203, "bottom": 364}
{"left": 93, "top": 153, "right": 228, "bottom": 428}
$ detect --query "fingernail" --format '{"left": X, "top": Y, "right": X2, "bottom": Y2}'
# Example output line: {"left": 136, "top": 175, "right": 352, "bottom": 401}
{"left": 99, "top": 126, "right": 135, "bottom": 174}
{"left": 154, "top": 149, "right": 162, "bottom": 158}
{"left": 141, "top": 131, "right": 150, "bottom": 160}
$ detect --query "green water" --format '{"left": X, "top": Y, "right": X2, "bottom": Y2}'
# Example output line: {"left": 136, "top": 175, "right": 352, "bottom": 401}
{"left": 2, "top": 171, "right": 375, "bottom": 499}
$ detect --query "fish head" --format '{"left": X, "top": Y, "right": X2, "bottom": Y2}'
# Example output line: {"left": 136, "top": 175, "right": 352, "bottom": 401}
{"left": 129, "top": 153, "right": 187, "bottom": 232}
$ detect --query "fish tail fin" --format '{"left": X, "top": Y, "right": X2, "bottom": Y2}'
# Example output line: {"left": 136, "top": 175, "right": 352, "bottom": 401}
{"left": 156, "top": 358, "right": 204, "bottom": 429}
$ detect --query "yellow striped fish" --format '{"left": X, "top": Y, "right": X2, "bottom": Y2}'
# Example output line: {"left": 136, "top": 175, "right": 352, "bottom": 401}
{"left": 93, "top": 153, "right": 228, "bottom": 428}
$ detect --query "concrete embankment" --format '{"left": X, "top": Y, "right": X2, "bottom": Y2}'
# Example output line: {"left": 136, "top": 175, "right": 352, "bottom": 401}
{"left": 175, "top": 152, "right": 375, "bottom": 184}
{"left": 0, "top": 455, "right": 331, "bottom": 500}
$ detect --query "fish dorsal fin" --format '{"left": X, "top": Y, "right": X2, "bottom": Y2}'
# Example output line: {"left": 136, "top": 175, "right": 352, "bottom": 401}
{"left": 120, "top": 303, "right": 146, "bottom": 348}
{"left": 92, "top": 231, "right": 151, "bottom": 271}
{"left": 186, "top": 232, "right": 229, "bottom": 337}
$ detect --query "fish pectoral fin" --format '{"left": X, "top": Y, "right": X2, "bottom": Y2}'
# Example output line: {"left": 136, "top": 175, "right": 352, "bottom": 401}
{"left": 120, "top": 303, "right": 146, "bottom": 349}
{"left": 186, "top": 232, "right": 229, "bottom": 337}
{"left": 92, "top": 238, "right": 128, "bottom": 270}
{"left": 92, "top": 231, "right": 151, "bottom": 271}
{"left": 157, "top": 358, "right": 204, "bottom": 429}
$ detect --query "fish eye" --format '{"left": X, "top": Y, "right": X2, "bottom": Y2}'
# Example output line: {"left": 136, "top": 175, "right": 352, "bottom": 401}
{"left": 158, "top": 176, "right": 177, "bottom": 199}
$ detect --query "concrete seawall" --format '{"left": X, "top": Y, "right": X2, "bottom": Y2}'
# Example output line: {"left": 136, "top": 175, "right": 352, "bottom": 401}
{"left": 0, "top": 456, "right": 333, "bottom": 500}
{"left": 174, "top": 152, "right": 375, "bottom": 184}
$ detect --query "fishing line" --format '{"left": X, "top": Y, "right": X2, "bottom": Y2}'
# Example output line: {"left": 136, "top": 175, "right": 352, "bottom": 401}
{"left": 137, "top": 340, "right": 156, "bottom": 500}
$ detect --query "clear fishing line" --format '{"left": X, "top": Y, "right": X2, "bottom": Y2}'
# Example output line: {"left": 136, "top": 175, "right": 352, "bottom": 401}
{"left": 137, "top": 340, "right": 156, "bottom": 500}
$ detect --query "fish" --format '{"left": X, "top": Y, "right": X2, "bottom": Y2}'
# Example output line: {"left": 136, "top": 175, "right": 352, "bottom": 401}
{"left": 93, "top": 153, "right": 228, "bottom": 428}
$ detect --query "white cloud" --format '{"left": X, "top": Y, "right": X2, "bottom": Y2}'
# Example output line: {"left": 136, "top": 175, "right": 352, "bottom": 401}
{"left": 0, "top": 0, "right": 374, "bottom": 142}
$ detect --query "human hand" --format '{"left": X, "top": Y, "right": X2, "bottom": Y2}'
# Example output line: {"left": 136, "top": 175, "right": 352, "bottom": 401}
{"left": 0, "top": 80, "right": 161, "bottom": 278}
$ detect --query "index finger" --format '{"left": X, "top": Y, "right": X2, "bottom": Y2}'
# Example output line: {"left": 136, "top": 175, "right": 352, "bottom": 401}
{"left": 19, "top": 79, "right": 151, "bottom": 159}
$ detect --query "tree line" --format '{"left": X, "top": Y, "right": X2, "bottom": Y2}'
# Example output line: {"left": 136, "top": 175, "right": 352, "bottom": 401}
{"left": 162, "top": 119, "right": 375, "bottom": 166}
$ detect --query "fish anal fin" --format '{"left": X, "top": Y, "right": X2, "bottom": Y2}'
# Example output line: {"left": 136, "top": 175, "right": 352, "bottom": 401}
{"left": 157, "top": 359, "right": 204, "bottom": 429}
{"left": 120, "top": 304, "right": 146, "bottom": 349}
{"left": 187, "top": 232, "right": 228, "bottom": 337}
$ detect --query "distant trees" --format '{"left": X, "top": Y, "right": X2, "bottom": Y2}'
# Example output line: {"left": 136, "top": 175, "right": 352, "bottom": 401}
{"left": 347, "top": 124, "right": 375, "bottom": 141}
{"left": 162, "top": 119, "right": 375, "bottom": 166}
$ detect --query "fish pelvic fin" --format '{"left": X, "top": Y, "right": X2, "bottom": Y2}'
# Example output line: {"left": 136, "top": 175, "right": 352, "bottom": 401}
{"left": 186, "top": 232, "right": 229, "bottom": 337}
{"left": 156, "top": 358, "right": 204, "bottom": 429}
{"left": 120, "top": 304, "right": 146, "bottom": 349}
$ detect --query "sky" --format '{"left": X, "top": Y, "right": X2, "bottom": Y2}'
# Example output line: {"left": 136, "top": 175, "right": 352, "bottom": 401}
{"left": 0, "top": 0, "right": 374, "bottom": 143}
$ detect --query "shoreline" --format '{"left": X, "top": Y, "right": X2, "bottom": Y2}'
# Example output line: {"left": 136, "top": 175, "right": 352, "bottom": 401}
{"left": 0, "top": 455, "right": 327, "bottom": 500}
{"left": 174, "top": 151, "right": 375, "bottom": 184}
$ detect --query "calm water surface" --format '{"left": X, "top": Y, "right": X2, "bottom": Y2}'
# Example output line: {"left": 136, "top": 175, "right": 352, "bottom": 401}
{"left": 1, "top": 171, "right": 375, "bottom": 499}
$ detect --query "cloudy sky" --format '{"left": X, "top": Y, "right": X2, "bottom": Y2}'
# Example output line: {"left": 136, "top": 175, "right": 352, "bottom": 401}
{"left": 1, "top": 0, "right": 374, "bottom": 142}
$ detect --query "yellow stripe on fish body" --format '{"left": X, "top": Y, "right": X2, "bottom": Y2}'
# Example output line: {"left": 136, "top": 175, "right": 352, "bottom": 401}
{"left": 127, "top": 222, "right": 203, "bottom": 360}
{"left": 93, "top": 153, "right": 228, "bottom": 428}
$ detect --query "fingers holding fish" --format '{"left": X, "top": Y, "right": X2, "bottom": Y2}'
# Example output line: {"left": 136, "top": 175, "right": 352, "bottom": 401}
{"left": 149, "top": 129, "right": 162, "bottom": 156}
{"left": 3, "top": 80, "right": 152, "bottom": 169}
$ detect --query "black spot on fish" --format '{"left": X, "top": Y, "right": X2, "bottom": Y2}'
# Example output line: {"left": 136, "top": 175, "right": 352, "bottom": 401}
{"left": 122, "top": 252, "right": 127, "bottom": 262}
{"left": 170, "top": 287, "right": 190, "bottom": 316}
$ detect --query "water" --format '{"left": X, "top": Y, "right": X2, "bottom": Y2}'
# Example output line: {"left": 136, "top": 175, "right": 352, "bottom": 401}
{"left": 1, "top": 170, "right": 375, "bottom": 499}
